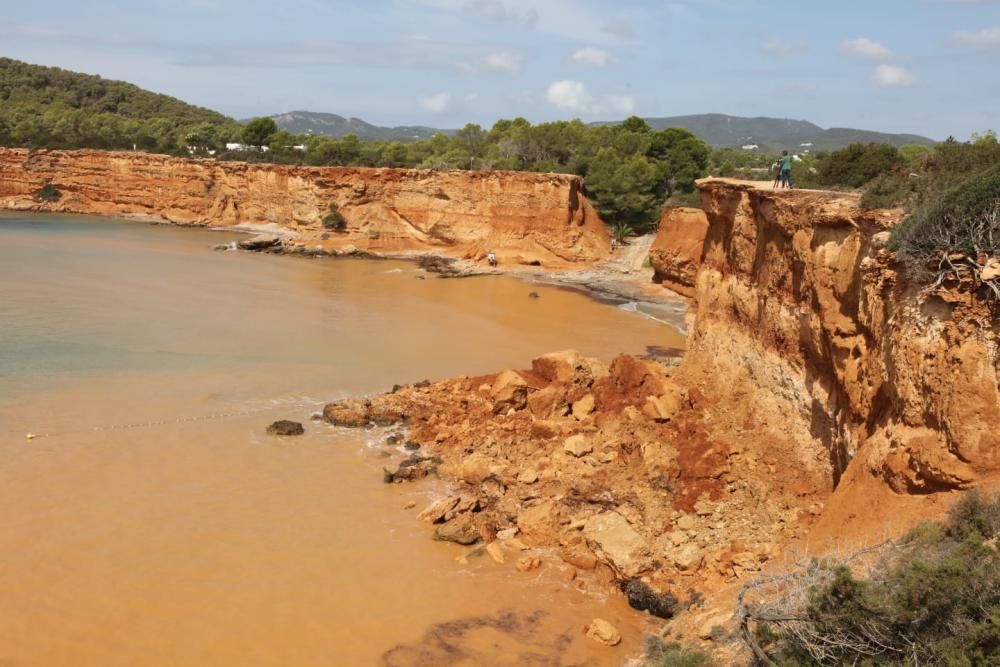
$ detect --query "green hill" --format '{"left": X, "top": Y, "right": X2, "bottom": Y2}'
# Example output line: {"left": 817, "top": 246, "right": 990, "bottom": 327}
{"left": 0, "top": 57, "right": 240, "bottom": 151}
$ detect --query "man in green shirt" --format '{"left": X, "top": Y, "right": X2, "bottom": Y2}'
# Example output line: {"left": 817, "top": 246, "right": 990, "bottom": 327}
{"left": 780, "top": 150, "right": 794, "bottom": 189}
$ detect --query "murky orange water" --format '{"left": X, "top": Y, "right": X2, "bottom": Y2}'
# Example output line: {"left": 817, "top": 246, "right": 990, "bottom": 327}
{"left": 0, "top": 213, "right": 684, "bottom": 666}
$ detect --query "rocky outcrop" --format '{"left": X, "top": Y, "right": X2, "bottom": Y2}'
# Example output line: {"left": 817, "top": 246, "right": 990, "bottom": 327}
{"left": 0, "top": 148, "right": 610, "bottom": 266}
{"left": 649, "top": 206, "right": 709, "bottom": 297}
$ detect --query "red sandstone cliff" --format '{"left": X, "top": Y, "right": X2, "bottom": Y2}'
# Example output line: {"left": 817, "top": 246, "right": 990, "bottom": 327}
{"left": 0, "top": 148, "right": 610, "bottom": 267}
{"left": 649, "top": 206, "right": 709, "bottom": 298}
{"left": 683, "top": 180, "right": 1000, "bottom": 544}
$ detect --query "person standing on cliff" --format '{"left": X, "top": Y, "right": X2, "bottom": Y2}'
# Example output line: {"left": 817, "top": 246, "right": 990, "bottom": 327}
{"left": 780, "top": 150, "right": 794, "bottom": 189}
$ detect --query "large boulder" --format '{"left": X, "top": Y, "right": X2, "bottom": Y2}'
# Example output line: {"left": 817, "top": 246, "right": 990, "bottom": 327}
{"left": 322, "top": 397, "right": 407, "bottom": 427}
{"left": 531, "top": 350, "right": 604, "bottom": 387}
{"left": 583, "top": 511, "right": 651, "bottom": 578}
{"left": 433, "top": 513, "right": 480, "bottom": 545}
{"left": 585, "top": 619, "right": 621, "bottom": 647}
{"left": 323, "top": 398, "right": 372, "bottom": 427}
{"left": 237, "top": 234, "right": 281, "bottom": 250}
{"left": 527, "top": 384, "right": 570, "bottom": 419}
{"left": 490, "top": 369, "right": 528, "bottom": 414}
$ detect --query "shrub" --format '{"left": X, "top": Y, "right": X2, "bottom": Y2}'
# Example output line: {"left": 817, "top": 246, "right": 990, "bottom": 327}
{"left": 860, "top": 171, "right": 919, "bottom": 210}
{"left": 818, "top": 143, "right": 902, "bottom": 188}
{"left": 35, "top": 182, "right": 61, "bottom": 202}
{"left": 322, "top": 203, "right": 347, "bottom": 231}
{"left": 643, "top": 637, "right": 715, "bottom": 667}
{"left": 889, "top": 164, "right": 1000, "bottom": 279}
{"left": 740, "top": 490, "right": 1000, "bottom": 665}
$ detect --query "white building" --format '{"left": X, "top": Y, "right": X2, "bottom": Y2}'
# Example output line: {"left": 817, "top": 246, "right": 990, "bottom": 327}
{"left": 741, "top": 144, "right": 759, "bottom": 151}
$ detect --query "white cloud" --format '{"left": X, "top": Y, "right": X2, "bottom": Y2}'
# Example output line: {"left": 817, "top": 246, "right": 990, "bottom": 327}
{"left": 544, "top": 80, "right": 634, "bottom": 115}
{"left": 571, "top": 47, "right": 613, "bottom": 66}
{"left": 874, "top": 64, "right": 916, "bottom": 87}
{"left": 952, "top": 26, "right": 1000, "bottom": 48}
{"left": 484, "top": 50, "right": 521, "bottom": 71}
{"left": 546, "top": 80, "right": 590, "bottom": 111}
{"left": 418, "top": 92, "right": 452, "bottom": 112}
{"left": 841, "top": 37, "right": 890, "bottom": 59}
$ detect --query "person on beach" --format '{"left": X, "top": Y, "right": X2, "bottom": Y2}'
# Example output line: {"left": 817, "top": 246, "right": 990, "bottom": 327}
{"left": 487, "top": 251, "right": 497, "bottom": 267}
{"left": 611, "top": 238, "right": 618, "bottom": 252}
{"left": 779, "top": 150, "right": 794, "bottom": 189}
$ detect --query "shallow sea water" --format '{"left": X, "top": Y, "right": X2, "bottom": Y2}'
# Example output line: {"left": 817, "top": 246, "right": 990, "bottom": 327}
{"left": 0, "top": 212, "right": 684, "bottom": 666}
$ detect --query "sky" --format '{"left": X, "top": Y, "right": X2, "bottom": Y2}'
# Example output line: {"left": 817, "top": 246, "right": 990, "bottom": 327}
{"left": 2, "top": 0, "right": 999, "bottom": 139}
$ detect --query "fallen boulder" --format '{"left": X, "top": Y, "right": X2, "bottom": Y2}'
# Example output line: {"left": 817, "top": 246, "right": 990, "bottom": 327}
{"left": 491, "top": 369, "right": 528, "bottom": 414}
{"left": 433, "top": 513, "right": 480, "bottom": 545}
{"left": 585, "top": 618, "right": 621, "bottom": 646}
{"left": 583, "top": 511, "right": 651, "bottom": 578}
{"left": 237, "top": 234, "right": 280, "bottom": 250}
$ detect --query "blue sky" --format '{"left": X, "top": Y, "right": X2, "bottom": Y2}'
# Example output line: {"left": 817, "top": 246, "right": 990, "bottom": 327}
{"left": 3, "top": 0, "right": 999, "bottom": 138}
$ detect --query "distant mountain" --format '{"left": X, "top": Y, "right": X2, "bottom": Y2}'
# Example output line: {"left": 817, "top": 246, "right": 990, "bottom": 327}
{"left": 628, "top": 114, "right": 936, "bottom": 151}
{"left": 265, "top": 111, "right": 450, "bottom": 141}
{"left": 273, "top": 110, "right": 936, "bottom": 151}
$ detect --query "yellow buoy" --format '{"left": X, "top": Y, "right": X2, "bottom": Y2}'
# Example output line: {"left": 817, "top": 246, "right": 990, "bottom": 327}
{"left": 26, "top": 433, "right": 36, "bottom": 440}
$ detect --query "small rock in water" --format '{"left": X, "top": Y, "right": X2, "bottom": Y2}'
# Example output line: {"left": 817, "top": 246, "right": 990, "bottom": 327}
{"left": 585, "top": 619, "right": 621, "bottom": 646}
{"left": 309, "top": 412, "right": 323, "bottom": 421}
{"left": 528, "top": 292, "right": 540, "bottom": 299}
{"left": 433, "top": 514, "right": 481, "bottom": 546}
{"left": 266, "top": 420, "right": 304, "bottom": 436}
{"left": 403, "top": 441, "right": 421, "bottom": 451}
{"left": 383, "top": 453, "right": 441, "bottom": 483}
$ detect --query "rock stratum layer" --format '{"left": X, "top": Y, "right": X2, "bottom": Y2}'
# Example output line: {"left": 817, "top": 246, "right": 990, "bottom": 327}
{"left": 321, "top": 179, "right": 999, "bottom": 647}
{"left": 0, "top": 148, "right": 609, "bottom": 266}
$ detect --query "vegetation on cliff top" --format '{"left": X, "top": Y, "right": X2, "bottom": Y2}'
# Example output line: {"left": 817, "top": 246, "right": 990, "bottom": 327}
{"left": 739, "top": 490, "right": 1000, "bottom": 665}
{"left": 231, "top": 113, "right": 710, "bottom": 231}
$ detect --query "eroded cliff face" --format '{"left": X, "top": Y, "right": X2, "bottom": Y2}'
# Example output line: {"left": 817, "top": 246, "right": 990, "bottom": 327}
{"left": 684, "top": 180, "right": 1000, "bottom": 543}
{"left": 0, "top": 148, "right": 610, "bottom": 266}
{"left": 649, "top": 206, "right": 709, "bottom": 297}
